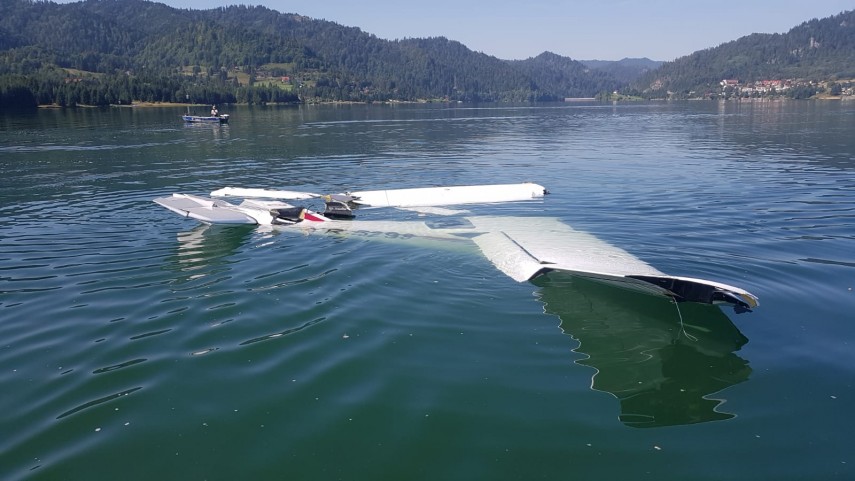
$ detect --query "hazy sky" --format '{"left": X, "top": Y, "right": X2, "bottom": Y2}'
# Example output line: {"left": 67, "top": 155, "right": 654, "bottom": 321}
{"left": 57, "top": 0, "right": 852, "bottom": 61}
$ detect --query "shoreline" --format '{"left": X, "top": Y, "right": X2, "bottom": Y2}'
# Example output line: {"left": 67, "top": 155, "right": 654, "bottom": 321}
{"left": 32, "top": 96, "right": 855, "bottom": 110}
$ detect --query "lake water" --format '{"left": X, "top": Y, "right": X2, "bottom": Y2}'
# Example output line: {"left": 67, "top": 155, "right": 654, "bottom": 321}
{"left": 1, "top": 101, "right": 854, "bottom": 480}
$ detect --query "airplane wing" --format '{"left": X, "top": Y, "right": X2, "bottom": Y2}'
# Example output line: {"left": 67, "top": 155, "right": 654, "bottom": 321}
{"left": 348, "top": 183, "right": 548, "bottom": 207}
{"left": 467, "top": 216, "right": 758, "bottom": 309}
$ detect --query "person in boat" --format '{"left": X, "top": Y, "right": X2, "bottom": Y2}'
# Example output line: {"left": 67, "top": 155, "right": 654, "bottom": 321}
{"left": 211, "top": 105, "right": 219, "bottom": 117}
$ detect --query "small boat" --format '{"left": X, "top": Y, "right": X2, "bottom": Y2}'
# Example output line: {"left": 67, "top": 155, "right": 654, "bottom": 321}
{"left": 182, "top": 114, "right": 229, "bottom": 124}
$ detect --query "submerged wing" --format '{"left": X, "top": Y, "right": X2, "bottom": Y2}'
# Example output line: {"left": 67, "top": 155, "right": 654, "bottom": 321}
{"left": 468, "top": 216, "right": 758, "bottom": 309}
{"left": 210, "top": 187, "right": 319, "bottom": 200}
{"left": 349, "top": 182, "right": 547, "bottom": 207}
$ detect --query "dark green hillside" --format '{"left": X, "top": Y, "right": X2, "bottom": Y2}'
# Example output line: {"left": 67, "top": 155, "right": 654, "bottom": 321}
{"left": 5, "top": 0, "right": 849, "bottom": 108}
{"left": 633, "top": 10, "right": 855, "bottom": 98}
{"left": 581, "top": 58, "right": 663, "bottom": 84}
{"left": 0, "top": 0, "right": 621, "bottom": 108}
{"left": 510, "top": 52, "right": 623, "bottom": 98}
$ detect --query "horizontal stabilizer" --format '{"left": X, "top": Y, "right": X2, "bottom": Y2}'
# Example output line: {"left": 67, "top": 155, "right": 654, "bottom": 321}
{"left": 153, "top": 194, "right": 257, "bottom": 224}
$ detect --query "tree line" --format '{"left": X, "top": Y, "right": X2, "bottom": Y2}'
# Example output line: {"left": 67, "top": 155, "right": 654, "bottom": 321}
{"left": 0, "top": 68, "right": 299, "bottom": 108}
{"left": 0, "top": 0, "right": 622, "bottom": 108}
{"left": 1, "top": 0, "right": 852, "bottom": 108}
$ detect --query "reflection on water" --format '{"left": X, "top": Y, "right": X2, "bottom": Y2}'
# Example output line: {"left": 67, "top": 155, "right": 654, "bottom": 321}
{"left": 181, "top": 120, "right": 231, "bottom": 140}
{"left": 172, "top": 222, "right": 754, "bottom": 429}
{"left": 169, "top": 224, "right": 255, "bottom": 280}
{"left": 533, "top": 271, "right": 751, "bottom": 428}
{"left": 712, "top": 100, "right": 855, "bottom": 170}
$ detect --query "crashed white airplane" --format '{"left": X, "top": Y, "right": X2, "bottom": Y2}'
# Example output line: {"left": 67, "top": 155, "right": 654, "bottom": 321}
{"left": 153, "top": 182, "right": 759, "bottom": 311}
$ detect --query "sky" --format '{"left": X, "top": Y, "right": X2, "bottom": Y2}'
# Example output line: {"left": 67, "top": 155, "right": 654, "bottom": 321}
{"left": 58, "top": 0, "right": 853, "bottom": 61}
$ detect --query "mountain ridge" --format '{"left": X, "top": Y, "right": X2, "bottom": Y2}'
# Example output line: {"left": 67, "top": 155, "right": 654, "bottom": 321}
{"left": 1, "top": 1, "right": 852, "bottom": 107}
{"left": 0, "top": 0, "right": 622, "bottom": 106}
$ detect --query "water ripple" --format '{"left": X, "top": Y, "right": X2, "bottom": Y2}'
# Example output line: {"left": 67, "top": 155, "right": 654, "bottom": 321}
{"left": 2, "top": 102, "right": 855, "bottom": 480}
{"left": 239, "top": 316, "right": 327, "bottom": 346}
{"left": 56, "top": 387, "right": 143, "bottom": 419}
{"left": 92, "top": 359, "right": 147, "bottom": 374}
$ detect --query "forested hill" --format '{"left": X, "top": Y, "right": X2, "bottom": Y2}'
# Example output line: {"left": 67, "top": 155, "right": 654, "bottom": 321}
{"left": 580, "top": 58, "right": 663, "bottom": 84}
{"left": 632, "top": 9, "right": 855, "bottom": 98}
{"left": 509, "top": 52, "right": 621, "bottom": 98}
{"left": 0, "top": 0, "right": 621, "bottom": 108}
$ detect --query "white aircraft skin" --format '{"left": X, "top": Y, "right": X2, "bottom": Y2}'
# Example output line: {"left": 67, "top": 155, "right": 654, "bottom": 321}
{"left": 153, "top": 183, "right": 759, "bottom": 310}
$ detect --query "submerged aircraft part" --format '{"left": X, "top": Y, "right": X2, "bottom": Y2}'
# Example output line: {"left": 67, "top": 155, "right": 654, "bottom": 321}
{"left": 153, "top": 183, "right": 758, "bottom": 310}
{"left": 535, "top": 272, "right": 751, "bottom": 428}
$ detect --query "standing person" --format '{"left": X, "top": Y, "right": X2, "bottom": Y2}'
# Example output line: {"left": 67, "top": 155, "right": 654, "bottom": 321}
{"left": 211, "top": 105, "right": 218, "bottom": 117}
